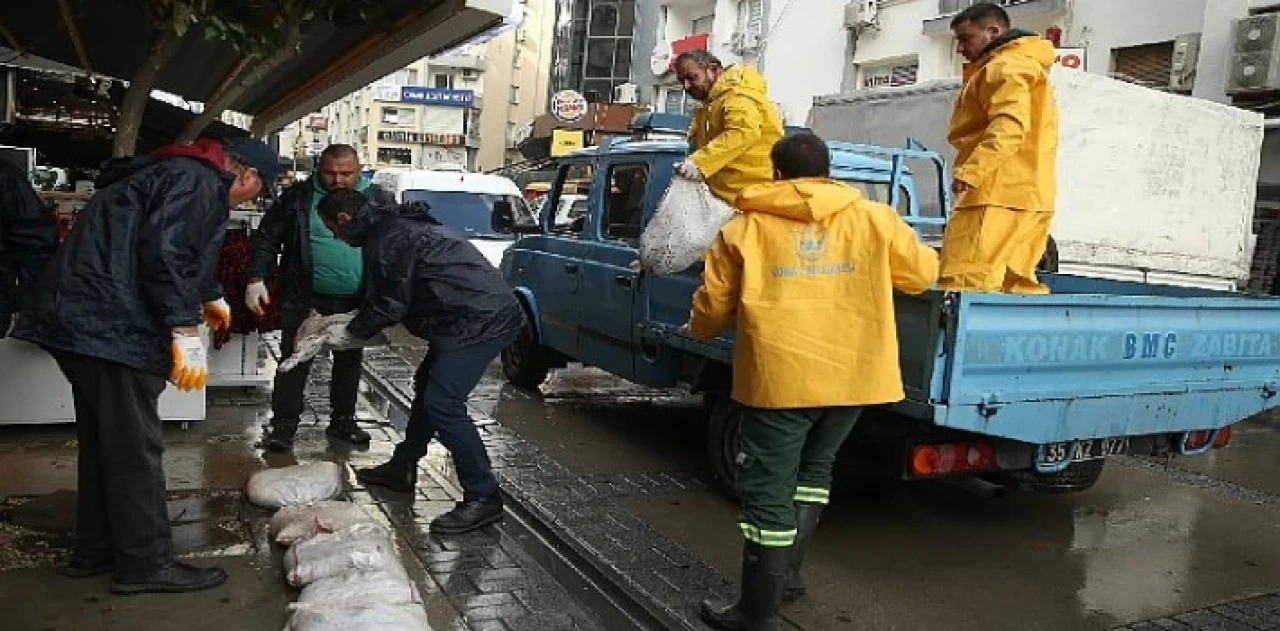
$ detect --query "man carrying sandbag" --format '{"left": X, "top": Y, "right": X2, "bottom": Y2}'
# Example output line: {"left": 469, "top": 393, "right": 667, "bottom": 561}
{"left": 312, "top": 190, "right": 524, "bottom": 534}
{"left": 672, "top": 49, "right": 784, "bottom": 204}
{"left": 940, "top": 2, "right": 1059, "bottom": 294}
{"left": 682, "top": 133, "right": 938, "bottom": 630}
{"left": 14, "top": 137, "right": 274, "bottom": 594}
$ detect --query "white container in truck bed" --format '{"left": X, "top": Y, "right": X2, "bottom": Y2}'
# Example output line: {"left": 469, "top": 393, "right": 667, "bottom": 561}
{"left": 808, "top": 68, "right": 1265, "bottom": 288}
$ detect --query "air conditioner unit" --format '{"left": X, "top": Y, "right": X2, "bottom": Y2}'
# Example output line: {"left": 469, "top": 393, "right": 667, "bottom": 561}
{"left": 843, "top": 0, "right": 879, "bottom": 30}
{"left": 614, "top": 83, "right": 639, "bottom": 104}
{"left": 1169, "top": 33, "right": 1201, "bottom": 93}
{"left": 1229, "top": 13, "right": 1280, "bottom": 94}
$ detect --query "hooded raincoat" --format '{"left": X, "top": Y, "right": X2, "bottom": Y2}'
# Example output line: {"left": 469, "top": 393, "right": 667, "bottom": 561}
{"left": 687, "top": 65, "right": 785, "bottom": 205}
{"left": 687, "top": 179, "right": 939, "bottom": 409}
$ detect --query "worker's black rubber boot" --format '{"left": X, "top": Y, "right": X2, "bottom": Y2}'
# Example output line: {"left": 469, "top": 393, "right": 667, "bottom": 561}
{"left": 430, "top": 499, "right": 505, "bottom": 534}
{"left": 58, "top": 556, "right": 112, "bottom": 579}
{"left": 783, "top": 502, "right": 824, "bottom": 603}
{"left": 325, "top": 416, "right": 371, "bottom": 445}
{"left": 259, "top": 419, "right": 298, "bottom": 452}
{"left": 355, "top": 460, "right": 418, "bottom": 494}
{"left": 110, "top": 562, "right": 227, "bottom": 595}
{"left": 700, "top": 541, "right": 790, "bottom": 630}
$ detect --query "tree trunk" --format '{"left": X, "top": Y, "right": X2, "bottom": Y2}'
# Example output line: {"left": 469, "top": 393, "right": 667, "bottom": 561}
{"left": 113, "top": 27, "right": 183, "bottom": 157}
{"left": 175, "top": 19, "right": 303, "bottom": 143}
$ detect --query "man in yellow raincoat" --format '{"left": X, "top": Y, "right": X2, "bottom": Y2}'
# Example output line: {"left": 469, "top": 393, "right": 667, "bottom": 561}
{"left": 941, "top": 2, "right": 1059, "bottom": 294}
{"left": 672, "top": 49, "right": 784, "bottom": 204}
{"left": 684, "top": 133, "right": 938, "bottom": 630}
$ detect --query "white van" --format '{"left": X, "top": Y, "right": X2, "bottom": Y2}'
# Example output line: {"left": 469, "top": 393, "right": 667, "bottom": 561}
{"left": 371, "top": 167, "right": 535, "bottom": 266}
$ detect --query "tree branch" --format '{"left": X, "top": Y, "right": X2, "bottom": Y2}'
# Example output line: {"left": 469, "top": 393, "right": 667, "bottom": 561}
{"left": 113, "top": 24, "right": 184, "bottom": 157}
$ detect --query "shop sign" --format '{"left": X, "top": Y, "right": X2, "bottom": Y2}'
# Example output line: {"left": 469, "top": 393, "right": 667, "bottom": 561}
{"left": 668, "top": 33, "right": 711, "bottom": 72}
{"left": 378, "top": 130, "right": 464, "bottom": 145}
{"left": 374, "top": 85, "right": 402, "bottom": 102}
{"left": 551, "top": 90, "right": 588, "bottom": 123}
{"left": 400, "top": 86, "right": 475, "bottom": 107}
{"left": 862, "top": 61, "right": 918, "bottom": 89}
{"left": 1055, "top": 47, "right": 1086, "bottom": 70}
{"left": 550, "top": 129, "right": 585, "bottom": 157}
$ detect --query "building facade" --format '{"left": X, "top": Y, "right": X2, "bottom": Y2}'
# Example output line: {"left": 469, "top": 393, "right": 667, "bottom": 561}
{"left": 476, "top": 0, "right": 558, "bottom": 170}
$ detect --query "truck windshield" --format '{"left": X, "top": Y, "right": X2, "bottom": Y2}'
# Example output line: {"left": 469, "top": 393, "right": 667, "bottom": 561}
{"left": 402, "top": 190, "right": 531, "bottom": 239}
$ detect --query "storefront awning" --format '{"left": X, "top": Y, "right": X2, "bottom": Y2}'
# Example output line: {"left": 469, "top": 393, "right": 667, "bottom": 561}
{"left": 0, "top": 0, "right": 507, "bottom": 135}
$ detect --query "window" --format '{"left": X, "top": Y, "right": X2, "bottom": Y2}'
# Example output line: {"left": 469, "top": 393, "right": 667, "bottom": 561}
{"left": 381, "top": 107, "right": 414, "bottom": 126}
{"left": 1113, "top": 41, "right": 1175, "bottom": 89}
{"left": 376, "top": 147, "right": 413, "bottom": 166}
{"left": 402, "top": 190, "right": 532, "bottom": 238}
{"left": 692, "top": 14, "right": 714, "bottom": 35}
{"left": 736, "top": 1, "right": 762, "bottom": 37}
{"left": 547, "top": 164, "right": 593, "bottom": 235}
{"left": 663, "top": 88, "right": 698, "bottom": 115}
{"left": 553, "top": 0, "right": 636, "bottom": 102}
{"left": 859, "top": 59, "right": 919, "bottom": 89}
{"left": 602, "top": 163, "right": 649, "bottom": 241}
{"left": 407, "top": 68, "right": 419, "bottom": 85}
{"left": 434, "top": 73, "right": 452, "bottom": 89}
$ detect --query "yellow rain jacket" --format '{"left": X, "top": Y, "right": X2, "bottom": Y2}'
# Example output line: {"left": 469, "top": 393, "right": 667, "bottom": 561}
{"left": 948, "top": 32, "right": 1059, "bottom": 212}
{"left": 687, "top": 179, "right": 939, "bottom": 409}
{"left": 688, "top": 65, "right": 785, "bottom": 205}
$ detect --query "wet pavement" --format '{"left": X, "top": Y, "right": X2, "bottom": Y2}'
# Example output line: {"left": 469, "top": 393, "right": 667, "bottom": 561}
{"left": 375, "top": 328, "right": 1280, "bottom": 631}
{"left": 0, "top": 344, "right": 603, "bottom": 631}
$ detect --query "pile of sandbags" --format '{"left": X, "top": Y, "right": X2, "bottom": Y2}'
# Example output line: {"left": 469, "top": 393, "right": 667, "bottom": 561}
{"left": 246, "top": 464, "right": 430, "bottom": 631}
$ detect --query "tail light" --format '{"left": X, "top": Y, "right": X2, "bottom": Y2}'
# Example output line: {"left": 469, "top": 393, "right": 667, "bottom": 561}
{"left": 1213, "top": 426, "right": 1232, "bottom": 448}
{"left": 909, "top": 441, "right": 995, "bottom": 478}
{"left": 1184, "top": 430, "right": 1213, "bottom": 451}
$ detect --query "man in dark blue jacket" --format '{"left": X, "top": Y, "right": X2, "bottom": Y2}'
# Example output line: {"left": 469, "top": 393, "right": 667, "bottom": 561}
{"left": 247, "top": 144, "right": 396, "bottom": 451}
{"left": 0, "top": 157, "right": 58, "bottom": 337}
{"left": 15, "top": 137, "right": 276, "bottom": 594}
{"left": 315, "top": 189, "right": 524, "bottom": 534}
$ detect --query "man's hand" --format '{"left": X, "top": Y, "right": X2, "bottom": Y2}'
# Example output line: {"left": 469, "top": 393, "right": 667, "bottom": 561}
{"left": 169, "top": 333, "right": 209, "bottom": 391}
{"left": 951, "top": 179, "right": 973, "bottom": 195}
{"left": 676, "top": 159, "right": 704, "bottom": 182}
{"left": 245, "top": 280, "right": 270, "bottom": 317}
{"left": 202, "top": 298, "right": 231, "bottom": 333}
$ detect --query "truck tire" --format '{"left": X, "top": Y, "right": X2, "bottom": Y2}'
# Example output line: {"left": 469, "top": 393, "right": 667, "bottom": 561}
{"left": 705, "top": 395, "right": 743, "bottom": 502}
{"left": 1007, "top": 459, "right": 1105, "bottom": 493}
{"left": 1037, "top": 234, "right": 1059, "bottom": 273}
{"left": 501, "top": 321, "right": 551, "bottom": 390}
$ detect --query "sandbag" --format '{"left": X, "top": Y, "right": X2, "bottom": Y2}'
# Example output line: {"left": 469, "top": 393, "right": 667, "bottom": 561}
{"left": 269, "top": 501, "right": 377, "bottom": 546}
{"left": 283, "top": 523, "right": 400, "bottom": 587}
{"left": 278, "top": 311, "right": 388, "bottom": 373}
{"left": 284, "top": 603, "right": 431, "bottom": 631}
{"left": 638, "top": 177, "right": 736, "bottom": 275}
{"left": 297, "top": 570, "right": 422, "bottom": 607}
{"left": 246, "top": 462, "right": 343, "bottom": 509}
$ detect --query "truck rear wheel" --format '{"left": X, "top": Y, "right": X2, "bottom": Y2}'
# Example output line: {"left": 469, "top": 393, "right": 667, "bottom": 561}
{"left": 1006, "top": 459, "right": 1105, "bottom": 494}
{"left": 705, "top": 395, "right": 743, "bottom": 502}
{"left": 501, "top": 321, "right": 551, "bottom": 390}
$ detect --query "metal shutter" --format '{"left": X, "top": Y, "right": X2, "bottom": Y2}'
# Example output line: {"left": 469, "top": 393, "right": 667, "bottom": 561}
{"left": 1114, "top": 42, "right": 1175, "bottom": 88}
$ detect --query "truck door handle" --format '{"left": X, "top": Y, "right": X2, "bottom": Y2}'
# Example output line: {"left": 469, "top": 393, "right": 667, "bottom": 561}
{"left": 615, "top": 275, "right": 634, "bottom": 288}
{"left": 564, "top": 263, "right": 579, "bottom": 274}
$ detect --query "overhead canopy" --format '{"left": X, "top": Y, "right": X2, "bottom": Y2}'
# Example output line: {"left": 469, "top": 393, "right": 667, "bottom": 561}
{"left": 0, "top": 0, "right": 508, "bottom": 135}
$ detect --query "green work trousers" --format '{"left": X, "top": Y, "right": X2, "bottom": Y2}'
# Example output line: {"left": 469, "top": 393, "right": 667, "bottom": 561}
{"left": 737, "top": 405, "right": 862, "bottom": 547}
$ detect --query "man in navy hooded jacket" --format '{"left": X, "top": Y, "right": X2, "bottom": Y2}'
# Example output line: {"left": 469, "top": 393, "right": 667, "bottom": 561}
{"left": 313, "top": 189, "right": 524, "bottom": 534}
{"left": 15, "top": 137, "right": 276, "bottom": 594}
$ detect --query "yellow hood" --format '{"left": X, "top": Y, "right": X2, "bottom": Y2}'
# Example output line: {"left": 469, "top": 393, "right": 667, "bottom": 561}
{"left": 708, "top": 64, "right": 771, "bottom": 105}
{"left": 736, "top": 179, "right": 862, "bottom": 223}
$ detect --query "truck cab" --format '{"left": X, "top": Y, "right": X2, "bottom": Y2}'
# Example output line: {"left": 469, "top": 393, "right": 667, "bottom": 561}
{"left": 493, "top": 116, "right": 1280, "bottom": 497}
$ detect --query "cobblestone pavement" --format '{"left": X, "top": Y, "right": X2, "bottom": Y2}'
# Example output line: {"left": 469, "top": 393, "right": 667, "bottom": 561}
{"left": 363, "top": 336, "right": 1280, "bottom": 631}
{"left": 293, "top": 347, "right": 605, "bottom": 631}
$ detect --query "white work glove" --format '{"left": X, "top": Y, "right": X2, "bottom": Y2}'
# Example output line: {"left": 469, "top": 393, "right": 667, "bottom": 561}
{"left": 245, "top": 281, "right": 271, "bottom": 317}
{"left": 170, "top": 333, "right": 209, "bottom": 391}
{"left": 676, "top": 159, "right": 704, "bottom": 182}
{"left": 202, "top": 298, "right": 231, "bottom": 333}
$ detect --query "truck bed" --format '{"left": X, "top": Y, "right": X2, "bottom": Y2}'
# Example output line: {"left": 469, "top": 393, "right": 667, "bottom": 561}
{"left": 645, "top": 273, "right": 1280, "bottom": 445}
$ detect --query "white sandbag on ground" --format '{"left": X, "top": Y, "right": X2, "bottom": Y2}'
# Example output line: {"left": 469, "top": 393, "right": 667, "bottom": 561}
{"left": 283, "top": 523, "right": 400, "bottom": 587}
{"left": 638, "top": 177, "right": 736, "bottom": 275}
{"left": 269, "top": 501, "right": 377, "bottom": 546}
{"left": 297, "top": 570, "right": 422, "bottom": 607}
{"left": 278, "top": 311, "right": 389, "bottom": 373}
{"left": 246, "top": 462, "right": 343, "bottom": 509}
{"left": 284, "top": 603, "right": 431, "bottom": 631}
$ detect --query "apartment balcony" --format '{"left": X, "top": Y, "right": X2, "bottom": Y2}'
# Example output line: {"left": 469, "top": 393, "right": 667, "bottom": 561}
{"left": 431, "top": 54, "right": 486, "bottom": 72}
{"left": 923, "top": 0, "right": 1066, "bottom": 36}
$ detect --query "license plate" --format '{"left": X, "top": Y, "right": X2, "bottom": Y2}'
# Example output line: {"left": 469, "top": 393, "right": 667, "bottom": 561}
{"left": 1040, "top": 438, "right": 1129, "bottom": 465}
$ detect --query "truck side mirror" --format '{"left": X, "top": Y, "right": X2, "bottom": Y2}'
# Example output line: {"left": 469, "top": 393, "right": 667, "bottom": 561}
{"left": 492, "top": 200, "right": 516, "bottom": 234}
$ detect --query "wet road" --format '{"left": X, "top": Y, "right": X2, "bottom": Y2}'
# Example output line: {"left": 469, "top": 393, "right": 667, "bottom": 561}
{"left": 463, "top": 360, "right": 1280, "bottom": 631}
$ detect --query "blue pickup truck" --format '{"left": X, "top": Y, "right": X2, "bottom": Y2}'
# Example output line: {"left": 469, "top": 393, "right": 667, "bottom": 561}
{"left": 490, "top": 113, "right": 1280, "bottom": 495}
